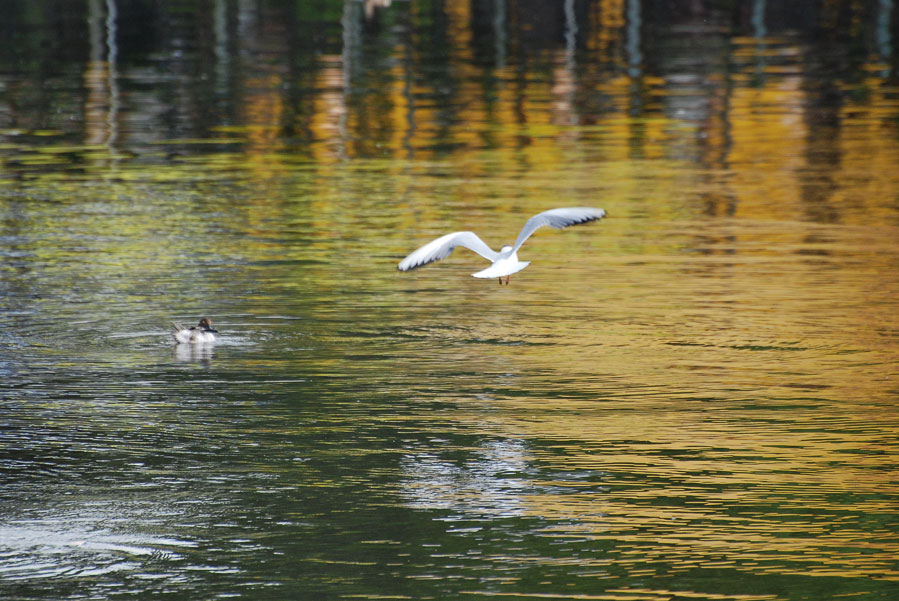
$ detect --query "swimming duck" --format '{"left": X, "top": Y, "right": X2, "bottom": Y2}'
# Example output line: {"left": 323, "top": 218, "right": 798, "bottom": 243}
{"left": 172, "top": 318, "right": 218, "bottom": 344}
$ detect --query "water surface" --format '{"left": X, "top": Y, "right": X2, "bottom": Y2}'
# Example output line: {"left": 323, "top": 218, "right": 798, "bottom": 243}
{"left": 1, "top": 2, "right": 898, "bottom": 600}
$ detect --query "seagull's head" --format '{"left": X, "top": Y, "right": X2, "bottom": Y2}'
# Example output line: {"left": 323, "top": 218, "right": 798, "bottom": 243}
{"left": 500, "top": 245, "right": 513, "bottom": 255}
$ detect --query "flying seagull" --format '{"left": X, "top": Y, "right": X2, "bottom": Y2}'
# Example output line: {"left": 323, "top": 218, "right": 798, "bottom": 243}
{"left": 397, "top": 207, "right": 606, "bottom": 285}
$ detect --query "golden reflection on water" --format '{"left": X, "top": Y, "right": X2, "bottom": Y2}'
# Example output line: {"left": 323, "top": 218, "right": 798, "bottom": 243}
{"left": 381, "top": 159, "right": 898, "bottom": 586}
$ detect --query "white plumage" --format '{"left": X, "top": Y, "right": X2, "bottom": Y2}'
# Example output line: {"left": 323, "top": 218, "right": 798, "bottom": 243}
{"left": 398, "top": 207, "right": 606, "bottom": 284}
{"left": 172, "top": 318, "right": 218, "bottom": 344}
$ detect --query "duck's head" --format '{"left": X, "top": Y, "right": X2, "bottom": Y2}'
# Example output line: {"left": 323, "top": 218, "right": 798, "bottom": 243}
{"left": 197, "top": 318, "right": 218, "bottom": 332}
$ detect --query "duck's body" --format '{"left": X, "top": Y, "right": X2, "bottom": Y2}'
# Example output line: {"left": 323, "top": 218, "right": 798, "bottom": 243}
{"left": 397, "top": 207, "right": 606, "bottom": 285}
{"left": 172, "top": 318, "right": 218, "bottom": 344}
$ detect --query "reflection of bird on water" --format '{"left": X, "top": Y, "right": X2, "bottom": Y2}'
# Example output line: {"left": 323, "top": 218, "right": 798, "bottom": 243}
{"left": 397, "top": 207, "right": 607, "bottom": 285}
{"left": 172, "top": 318, "right": 218, "bottom": 344}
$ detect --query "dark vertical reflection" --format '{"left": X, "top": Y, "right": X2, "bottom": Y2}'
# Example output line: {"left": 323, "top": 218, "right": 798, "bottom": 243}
{"left": 0, "top": 0, "right": 895, "bottom": 165}
{"left": 798, "top": 7, "right": 848, "bottom": 225}
{"left": 213, "top": 0, "right": 230, "bottom": 100}
{"left": 876, "top": 0, "right": 893, "bottom": 76}
{"left": 494, "top": 0, "right": 507, "bottom": 68}
{"left": 104, "top": 0, "right": 120, "bottom": 149}
{"left": 751, "top": 0, "right": 767, "bottom": 38}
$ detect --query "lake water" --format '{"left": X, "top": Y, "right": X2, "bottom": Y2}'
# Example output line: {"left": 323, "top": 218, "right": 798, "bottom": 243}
{"left": 1, "top": 1, "right": 898, "bottom": 600}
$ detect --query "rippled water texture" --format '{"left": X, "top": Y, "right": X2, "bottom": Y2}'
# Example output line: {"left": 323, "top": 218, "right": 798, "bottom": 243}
{"left": 1, "top": 2, "right": 898, "bottom": 600}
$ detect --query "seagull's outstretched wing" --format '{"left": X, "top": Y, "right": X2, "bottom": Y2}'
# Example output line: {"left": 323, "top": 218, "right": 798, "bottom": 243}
{"left": 511, "top": 207, "right": 606, "bottom": 253}
{"left": 398, "top": 231, "right": 499, "bottom": 271}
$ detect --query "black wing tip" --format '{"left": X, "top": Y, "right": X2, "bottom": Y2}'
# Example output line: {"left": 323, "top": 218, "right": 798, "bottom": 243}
{"left": 398, "top": 259, "right": 429, "bottom": 272}
{"left": 546, "top": 207, "right": 606, "bottom": 223}
{"left": 558, "top": 211, "right": 606, "bottom": 228}
{"left": 582, "top": 208, "right": 607, "bottom": 223}
{"left": 581, "top": 208, "right": 607, "bottom": 220}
